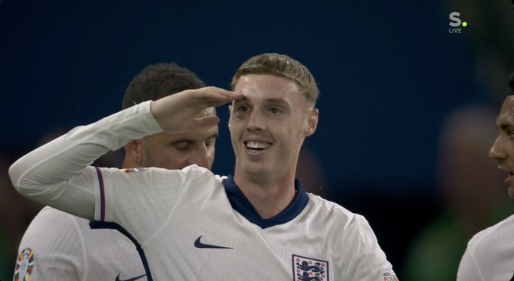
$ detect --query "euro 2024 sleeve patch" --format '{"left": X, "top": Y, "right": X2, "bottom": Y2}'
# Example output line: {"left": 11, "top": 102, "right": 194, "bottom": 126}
{"left": 14, "top": 248, "right": 34, "bottom": 281}
{"left": 120, "top": 168, "right": 147, "bottom": 173}
{"left": 293, "top": 254, "right": 329, "bottom": 281}
{"left": 382, "top": 272, "right": 399, "bottom": 281}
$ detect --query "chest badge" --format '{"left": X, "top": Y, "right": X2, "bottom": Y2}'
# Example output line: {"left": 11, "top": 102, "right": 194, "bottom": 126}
{"left": 292, "top": 254, "right": 329, "bottom": 281}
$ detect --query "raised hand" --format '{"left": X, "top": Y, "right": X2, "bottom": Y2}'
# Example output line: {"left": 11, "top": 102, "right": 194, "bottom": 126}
{"left": 150, "top": 86, "right": 244, "bottom": 134}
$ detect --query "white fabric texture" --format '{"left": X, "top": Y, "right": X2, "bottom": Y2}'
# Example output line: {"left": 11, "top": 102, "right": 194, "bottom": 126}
{"left": 457, "top": 214, "right": 514, "bottom": 281}
{"left": 10, "top": 100, "right": 396, "bottom": 281}
{"left": 16, "top": 207, "right": 147, "bottom": 281}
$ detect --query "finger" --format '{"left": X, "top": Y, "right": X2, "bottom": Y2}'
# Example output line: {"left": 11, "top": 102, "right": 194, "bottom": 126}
{"left": 193, "top": 87, "right": 243, "bottom": 104}
{"left": 211, "top": 87, "right": 244, "bottom": 101}
{"left": 191, "top": 116, "right": 220, "bottom": 128}
{"left": 190, "top": 94, "right": 235, "bottom": 110}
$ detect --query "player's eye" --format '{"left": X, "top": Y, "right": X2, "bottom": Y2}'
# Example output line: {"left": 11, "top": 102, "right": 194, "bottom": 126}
{"left": 236, "top": 105, "right": 250, "bottom": 112}
{"left": 173, "top": 141, "right": 191, "bottom": 151}
{"left": 269, "top": 107, "right": 281, "bottom": 114}
{"left": 205, "top": 137, "right": 216, "bottom": 147}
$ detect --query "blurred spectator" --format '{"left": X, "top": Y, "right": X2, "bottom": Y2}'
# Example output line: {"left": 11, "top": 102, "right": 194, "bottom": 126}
{"left": 296, "top": 146, "right": 329, "bottom": 197}
{"left": 402, "top": 105, "right": 514, "bottom": 281}
{"left": 401, "top": 1, "right": 514, "bottom": 279}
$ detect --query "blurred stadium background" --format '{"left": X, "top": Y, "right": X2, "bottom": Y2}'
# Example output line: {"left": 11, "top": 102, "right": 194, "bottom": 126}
{"left": 1, "top": 0, "right": 514, "bottom": 280}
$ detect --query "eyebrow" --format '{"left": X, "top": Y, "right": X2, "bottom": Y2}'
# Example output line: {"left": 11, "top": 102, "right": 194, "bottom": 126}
{"left": 235, "top": 96, "right": 289, "bottom": 105}
{"left": 264, "top": 98, "right": 289, "bottom": 105}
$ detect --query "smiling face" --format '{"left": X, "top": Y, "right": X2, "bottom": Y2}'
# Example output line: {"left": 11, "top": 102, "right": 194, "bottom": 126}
{"left": 489, "top": 96, "right": 514, "bottom": 198}
{"left": 229, "top": 74, "right": 318, "bottom": 184}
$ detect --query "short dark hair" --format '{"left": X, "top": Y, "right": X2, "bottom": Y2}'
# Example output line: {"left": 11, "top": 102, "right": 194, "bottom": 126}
{"left": 122, "top": 63, "right": 205, "bottom": 109}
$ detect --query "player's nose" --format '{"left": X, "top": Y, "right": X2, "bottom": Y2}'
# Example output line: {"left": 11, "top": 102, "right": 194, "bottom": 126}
{"left": 247, "top": 110, "right": 265, "bottom": 132}
{"left": 489, "top": 137, "right": 507, "bottom": 160}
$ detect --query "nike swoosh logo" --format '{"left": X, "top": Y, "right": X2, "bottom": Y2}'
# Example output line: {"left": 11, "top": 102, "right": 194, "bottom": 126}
{"left": 194, "top": 235, "right": 233, "bottom": 249}
{"left": 115, "top": 273, "right": 146, "bottom": 281}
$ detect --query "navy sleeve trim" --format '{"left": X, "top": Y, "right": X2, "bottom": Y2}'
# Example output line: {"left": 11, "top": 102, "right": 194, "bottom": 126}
{"left": 89, "top": 221, "right": 153, "bottom": 281}
{"left": 94, "top": 167, "right": 106, "bottom": 222}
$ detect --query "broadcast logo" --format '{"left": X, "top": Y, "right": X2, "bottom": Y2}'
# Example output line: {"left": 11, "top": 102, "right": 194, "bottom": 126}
{"left": 449, "top": 12, "right": 467, "bottom": 33}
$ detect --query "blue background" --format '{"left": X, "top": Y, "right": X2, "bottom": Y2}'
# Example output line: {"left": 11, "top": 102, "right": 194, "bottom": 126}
{"left": 1, "top": 0, "right": 514, "bottom": 279}
{"left": 1, "top": 0, "right": 485, "bottom": 192}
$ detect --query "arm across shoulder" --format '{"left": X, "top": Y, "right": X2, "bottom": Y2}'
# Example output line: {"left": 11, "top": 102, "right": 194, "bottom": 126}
{"left": 9, "top": 101, "right": 163, "bottom": 220}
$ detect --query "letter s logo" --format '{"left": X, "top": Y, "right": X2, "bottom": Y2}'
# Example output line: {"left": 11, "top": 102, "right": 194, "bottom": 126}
{"left": 449, "top": 12, "right": 461, "bottom": 27}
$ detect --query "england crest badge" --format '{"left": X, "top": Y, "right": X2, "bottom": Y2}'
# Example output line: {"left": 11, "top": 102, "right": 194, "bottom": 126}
{"left": 292, "top": 254, "right": 329, "bottom": 281}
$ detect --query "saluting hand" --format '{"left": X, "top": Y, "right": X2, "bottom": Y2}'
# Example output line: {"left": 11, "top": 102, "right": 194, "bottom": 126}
{"left": 150, "top": 86, "right": 244, "bottom": 134}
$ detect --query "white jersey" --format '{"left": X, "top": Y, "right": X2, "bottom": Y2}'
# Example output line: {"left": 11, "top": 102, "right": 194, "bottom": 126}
{"left": 10, "top": 101, "right": 398, "bottom": 281}
{"left": 14, "top": 207, "right": 147, "bottom": 281}
{"left": 457, "top": 214, "right": 514, "bottom": 281}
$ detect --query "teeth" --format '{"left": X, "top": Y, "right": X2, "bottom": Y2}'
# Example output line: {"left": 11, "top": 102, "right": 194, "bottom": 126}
{"left": 246, "top": 141, "right": 270, "bottom": 149}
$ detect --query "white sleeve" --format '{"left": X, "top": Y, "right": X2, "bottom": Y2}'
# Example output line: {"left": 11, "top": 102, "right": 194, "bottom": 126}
{"left": 92, "top": 165, "right": 195, "bottom": 245}
{"left": 15, "top": 207, "right": 85, "bottom": 281}
{"left": 457, "top": 246, "right": 485, "bottom": 281}
{"left": 8, "top": 101, "right": 163, "bottom": 220}
{"left": 344, "top": 215, "right": 398, "bottom": 281}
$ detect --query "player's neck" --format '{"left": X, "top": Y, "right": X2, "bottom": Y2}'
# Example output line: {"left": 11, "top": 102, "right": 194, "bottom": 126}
{"left": 121, "top": 158, "right": 135, "bottom": 169}
{"left": 234, "top": 170, "right": 296, "bottom": 219}
{"left": 121, "top": 157, "right": 143, "bottom": 169}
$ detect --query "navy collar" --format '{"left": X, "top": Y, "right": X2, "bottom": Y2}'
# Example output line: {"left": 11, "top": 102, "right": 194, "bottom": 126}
{"left": 222, "top": 175, "right": 309, "bottom": 229}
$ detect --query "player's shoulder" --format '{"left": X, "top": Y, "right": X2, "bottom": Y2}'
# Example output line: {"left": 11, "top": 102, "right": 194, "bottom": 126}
{"left": 303, "top": 194, "right": 382, "bottom": 257}
{"left": 117, "top": 165, "right": 223, "bottom": 193}
{"left": 181, "top": 165, "right": 226, "bottom": 194}
{"left": 306, "top": 194, "right": 356, "bottom": 218}
{"left": 178, "top": 164, "right": 224, "bottom": 183}
{"left": 30, "top": 206, "right": 87, "bottom": 227}
{"left": 305, "top": 194, "right": 366, "bottom": 229}
{"left": 97, "top": 164, "right": 216, "bottom": 179}
{"left": 459, "top": 214, "right": 514, "bottom": 279}
{"left": 468, "top": 214, "right": 514, "bottom": 248}
{"left": 19, "top": 207, "right": 90, "bottom": 252}
{"left": 22, "top": 206, "right": 93, "bottom": 239}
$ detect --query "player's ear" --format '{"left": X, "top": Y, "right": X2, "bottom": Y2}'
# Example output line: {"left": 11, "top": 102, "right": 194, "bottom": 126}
{"left": 124, "top": 139, "right": 144, "bottom": 166}
{"left": 304, "top": 108, "right": 319, "bottom": 137}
